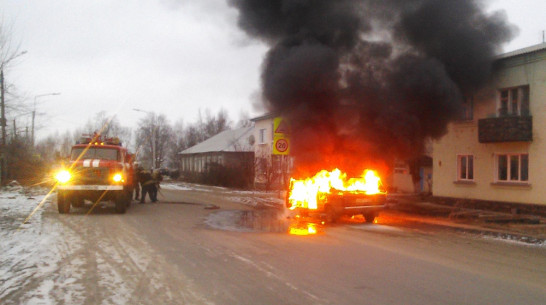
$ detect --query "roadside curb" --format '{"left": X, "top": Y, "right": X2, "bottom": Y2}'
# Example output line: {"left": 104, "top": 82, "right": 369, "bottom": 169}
{"left": 383, "top": 209, "right": 546, "bottom": 245}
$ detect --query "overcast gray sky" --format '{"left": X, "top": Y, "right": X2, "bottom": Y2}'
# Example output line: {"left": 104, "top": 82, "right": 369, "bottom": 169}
{"left": 2, "top": 0, "right": 545, "bottom": 141}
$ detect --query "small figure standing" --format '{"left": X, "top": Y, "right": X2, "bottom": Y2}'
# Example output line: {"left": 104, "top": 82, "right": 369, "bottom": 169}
{"left": 139, "top": 170, "right": 156, "bottom": 204}
{"left": 151, "top": 169, "right": 163, "bottom": 202}
{"left": 133, "top": 165, "right": 143, "bottom": 200}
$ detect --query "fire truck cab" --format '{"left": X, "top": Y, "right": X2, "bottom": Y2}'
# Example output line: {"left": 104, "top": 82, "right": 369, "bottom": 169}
{"left": 54, "top": 134, "right": 135, "bottom": 214}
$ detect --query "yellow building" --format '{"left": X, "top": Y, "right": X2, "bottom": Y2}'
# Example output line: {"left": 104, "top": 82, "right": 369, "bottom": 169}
{"left": 433, "top": 43, "right": 546, "bottom": 207}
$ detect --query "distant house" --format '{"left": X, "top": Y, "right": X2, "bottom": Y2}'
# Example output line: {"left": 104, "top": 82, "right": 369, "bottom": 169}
{"left": 250, "top": 113, "right": 293, "bottom": 189}
{"left": 433, "top": 43, "right": 546, "bottom": 210}
{"left": 178, "top": 126, "right": 255, "bottom": 186}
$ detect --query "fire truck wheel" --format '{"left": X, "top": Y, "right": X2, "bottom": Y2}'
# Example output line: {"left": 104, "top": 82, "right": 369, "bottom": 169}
{"left": 125, "top": 190, "right": 132, "bottom": 208}
{"left": 115, "top": 200, "right": 126, "bottom": 214}
{"left": 115, "top": 192, "right": 129, "bottom": 214}
{"left": 71, "top": 196, "right": 84, "bottom": 208}
{"left": 57, "top": 191, "right": 70, "bottom": 214}
{"left": 364, "top": 212, "right": 376, "bottom": 223}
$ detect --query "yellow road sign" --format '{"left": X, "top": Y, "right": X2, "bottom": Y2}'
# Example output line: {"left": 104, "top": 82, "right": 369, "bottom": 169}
{"left": 274, "top": 117, "right": 289, "bottom": 136}
{"left": 273, "top": 135, "right": 290, "bottom": 155}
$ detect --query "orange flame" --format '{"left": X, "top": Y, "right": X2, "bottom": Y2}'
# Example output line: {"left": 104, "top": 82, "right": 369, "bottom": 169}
{"left": 288, "top": 222, "right": 319, "bottom": 235}
{"left": 288, "top": 168, "right": 384, "bottom": 210}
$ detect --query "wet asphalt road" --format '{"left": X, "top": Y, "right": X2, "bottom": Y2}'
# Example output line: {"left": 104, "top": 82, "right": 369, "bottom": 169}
{"left": 4, "top": 186, "right": 545, "bottom": 305}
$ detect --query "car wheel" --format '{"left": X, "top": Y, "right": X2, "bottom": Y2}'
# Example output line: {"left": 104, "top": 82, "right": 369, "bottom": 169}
{"left": 364, "top": 212, "right": 376, "bottom": 223}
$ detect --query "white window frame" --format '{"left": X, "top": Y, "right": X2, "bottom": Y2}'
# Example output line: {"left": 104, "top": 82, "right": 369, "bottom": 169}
{"left": 271, "top": 122, "right": 275, "bottom": 143}
{"left": 498, "top": 86, "right": 530, "bottom": 117}
{"left": 457, "top": 154, "right": 474, "bottom": 181}
{"left": 259, "top": 128, "right": 266, "bottom": 144}
{"left": 495, "top": 153, "right": 529, "bottom": 183}
{"left": 393, "top": 159, "right": 408, "bottom": 174}
{"left": 460, "top": 97, "right": 473, "bottom": 121}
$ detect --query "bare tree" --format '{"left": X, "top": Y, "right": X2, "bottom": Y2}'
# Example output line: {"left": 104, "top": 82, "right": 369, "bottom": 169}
{"left": 236, "top": 110, "right": 252, "bottom": 128}
{"left": 35, "top": 112, "right": 131, "bottom": 165}
{"left": 81, "top": 111, "right": 132, "bottom": 145}
{"left": 255, "top": 156, "right": 279, "bottom": 191}
{"left": 198, "top": 108, "right": 231, "bottom": 139}
{"left": 135, "top": 113, "right": 172, "bottom": 170}
{"left": 184, "top": 124, "right": 202, "bottom": 148}
{"left": 254, "top": 152, "right": 293, "bottom": 191}
{"left": 1, "top": 20, "right": 27, "bottom": 184}
{"left": 178, "top": 108, "right": 233, "bottom": 150}
{"left": 167, "top": 119, "right": 186, "bottom": 169}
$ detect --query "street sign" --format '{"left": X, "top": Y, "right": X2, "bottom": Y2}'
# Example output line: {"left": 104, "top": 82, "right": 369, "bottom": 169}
{"left": 273, "top": 117, "right": 290, "bottom": 155}
{"left": 274, "top": 117, "right": 289, "bottom": 135}
{"left": 273, "top": 136, "right": 289, "bottom": 155}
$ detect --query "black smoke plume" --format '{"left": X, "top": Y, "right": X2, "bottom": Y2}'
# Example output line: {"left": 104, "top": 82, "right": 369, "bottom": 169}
{"left": 229, "top": 0, "right": 515, "bottom": 177}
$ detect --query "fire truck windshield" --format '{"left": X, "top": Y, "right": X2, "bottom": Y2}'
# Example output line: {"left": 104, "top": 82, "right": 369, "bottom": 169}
{"left": 70, "top": 147, "right": 120, "bottom": 161}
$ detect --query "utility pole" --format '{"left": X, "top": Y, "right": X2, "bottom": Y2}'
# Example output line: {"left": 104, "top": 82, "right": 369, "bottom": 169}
{"left": 1, "top": 70, "right": 6, "bottom": 184}
{"left": 1, "top": 70, "right": 6, "bottom": 145}
{"left": 32, "top": 92, "right": 61, "bottom": 146}
{"left": 12, "top": 119, "right": 16, "bottom": 140}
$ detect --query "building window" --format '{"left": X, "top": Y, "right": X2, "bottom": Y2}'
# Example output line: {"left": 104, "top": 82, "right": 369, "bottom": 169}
{"left": 498, "top": 86, "right": 530, "bottom": 117}
{"left": 393, "top": 159, "right": 408, "bottom": 174}
{"left": 460, "top": 97, "right": 473, "bottom": 121}
{"left": 457, "top": 155, "right": 474, "bottom": 181}
{"left": 259, "top": 128, "right": 266, "bottom": 144}
{"left": 497, "top": 153, "right": 528, "bottom": 182}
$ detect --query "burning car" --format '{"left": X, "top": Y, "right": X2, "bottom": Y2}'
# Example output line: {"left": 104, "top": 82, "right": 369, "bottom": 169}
{"left": 286, "top": 169, "right": 387, "bottom": 223}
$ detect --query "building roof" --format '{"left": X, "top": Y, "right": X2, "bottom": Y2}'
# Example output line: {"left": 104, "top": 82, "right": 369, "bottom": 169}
{"left": 179, "top": 126, "right": 255, "bottom": 155}
{"left": 497, "top": 42, "right": 546, "bottom": 60}
{"left": 250, "top": 112, "right": 279, "bottom": 122}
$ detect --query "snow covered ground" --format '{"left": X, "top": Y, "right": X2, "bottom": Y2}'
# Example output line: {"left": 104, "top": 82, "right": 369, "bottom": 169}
{"left": 0, "top": 184, "right": 171, "bottom": 304}
{"left": 0, "top": 183, "right": 82, "bottom": 304}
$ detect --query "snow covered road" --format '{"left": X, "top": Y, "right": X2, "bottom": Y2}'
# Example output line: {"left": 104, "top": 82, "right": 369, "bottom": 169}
{"left": 1, "top": 185, "right": 213, "bottom": 304}
{"left": 1, "top": 183, "right": 545, "bottom": 305}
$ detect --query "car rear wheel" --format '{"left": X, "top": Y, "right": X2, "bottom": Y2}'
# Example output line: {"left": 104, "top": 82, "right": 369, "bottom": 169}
{"left": 364, "top": 212, "right": 376, "bottom": 223}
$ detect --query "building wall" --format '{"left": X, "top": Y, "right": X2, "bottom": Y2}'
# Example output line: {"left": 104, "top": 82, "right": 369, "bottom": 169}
{"left": 433, "top": 49, "right": 546, "bottom": 206}
{"left": 251, "top": 116, "right": 296, "bottom": 189}
{"left": 179, "top": 152, "right": 253, "bottom": 174}
{"left": 390, "top": 161, "right": 414, "bottom": 193}
{"left": 253, "top": 118, "right": 274, "bottom": 159}
{"left": 253, "top": 117, "right": 274, "bottom": 185}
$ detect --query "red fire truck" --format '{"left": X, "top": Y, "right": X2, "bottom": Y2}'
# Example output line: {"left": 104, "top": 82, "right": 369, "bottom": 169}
{"left": 54, "top": 134, "right": 135, "bottom": 214}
